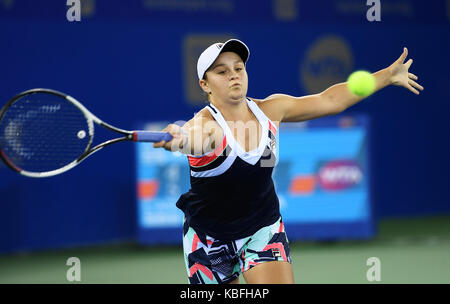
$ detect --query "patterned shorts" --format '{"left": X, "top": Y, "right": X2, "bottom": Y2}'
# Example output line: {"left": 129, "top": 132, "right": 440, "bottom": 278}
{"left": 183, "top": 217, "right": 291, "bottom": 284}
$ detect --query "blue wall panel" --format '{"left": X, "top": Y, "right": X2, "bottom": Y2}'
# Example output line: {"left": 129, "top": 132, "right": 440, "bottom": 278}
{"left": 0, "top": 0, "right": 449, "bottom": 252}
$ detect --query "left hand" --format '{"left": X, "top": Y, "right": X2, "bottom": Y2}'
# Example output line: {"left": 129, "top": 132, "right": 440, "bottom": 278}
{"left": 388, "top": 47, "right": 424, "bottom": 95}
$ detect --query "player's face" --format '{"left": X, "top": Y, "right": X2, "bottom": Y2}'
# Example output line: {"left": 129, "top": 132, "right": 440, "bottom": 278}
{"left": 201, "top": 52, "right": 248, "bottom": 103}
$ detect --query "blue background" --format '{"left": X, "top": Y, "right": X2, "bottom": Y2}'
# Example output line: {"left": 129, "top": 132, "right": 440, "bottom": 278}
{"left": 0, "top": 0, "right": 449, "bottom": 253}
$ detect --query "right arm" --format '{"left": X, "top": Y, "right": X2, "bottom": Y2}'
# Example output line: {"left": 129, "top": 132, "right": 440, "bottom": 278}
{"left": 152, "top": 110, "right": 223, "bottom": 156}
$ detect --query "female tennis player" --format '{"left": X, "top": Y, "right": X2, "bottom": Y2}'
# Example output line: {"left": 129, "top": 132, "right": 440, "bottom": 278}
{"left": 153, "top": 39, "right": 423, "bottom": 284}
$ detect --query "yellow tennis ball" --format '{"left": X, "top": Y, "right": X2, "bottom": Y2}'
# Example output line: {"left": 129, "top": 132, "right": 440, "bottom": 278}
{"left": 347, "top": 70, "right": 375, "bottom": 97}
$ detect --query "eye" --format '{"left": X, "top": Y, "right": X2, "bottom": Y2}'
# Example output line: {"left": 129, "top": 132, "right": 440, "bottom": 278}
{"left": 218, "top": 70, "right": 226, "bottom": 74}
{"left": 236, "top": 67, "right": 242, "bottom": 71}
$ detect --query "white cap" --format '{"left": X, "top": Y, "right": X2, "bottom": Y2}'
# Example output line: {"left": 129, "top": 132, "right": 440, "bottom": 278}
{"left": 197, "top": 39, "right": 250, "bottom": 80}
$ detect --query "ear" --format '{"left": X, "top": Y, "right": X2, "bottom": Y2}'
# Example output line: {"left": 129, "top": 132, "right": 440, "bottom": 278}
{"left": 199, "top": 79, "right": 210, "bottom": 94}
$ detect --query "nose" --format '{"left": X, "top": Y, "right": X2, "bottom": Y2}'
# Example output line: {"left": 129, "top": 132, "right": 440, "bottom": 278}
{"left": 230, "top": 71, "right": 240, "bottom": 80}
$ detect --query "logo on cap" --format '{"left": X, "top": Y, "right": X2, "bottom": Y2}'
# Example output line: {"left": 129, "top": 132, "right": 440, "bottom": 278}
{"left": 217, "top": 43, "right": 223, "bottom": 49}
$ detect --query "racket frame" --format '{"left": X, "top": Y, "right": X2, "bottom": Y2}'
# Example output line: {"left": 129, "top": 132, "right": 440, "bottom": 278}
{"left": 0, "top": 88, "right": 171, "bottom": 178}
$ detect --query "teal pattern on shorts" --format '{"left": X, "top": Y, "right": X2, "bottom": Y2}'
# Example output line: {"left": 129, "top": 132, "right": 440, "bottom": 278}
{"left": 182, "top": 217, "right": 291, "bottom": 284}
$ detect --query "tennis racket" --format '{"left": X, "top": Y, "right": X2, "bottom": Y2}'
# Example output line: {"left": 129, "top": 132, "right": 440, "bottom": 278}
{"left": 0, "top": 88, "right": 173, "bottom": 178}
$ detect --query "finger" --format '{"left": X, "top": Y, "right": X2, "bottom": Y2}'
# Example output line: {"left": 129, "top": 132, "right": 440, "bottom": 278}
{"left": 152, "top": 140, "right": 166, "bottom": 148}
{"left": 408, "top": 73, "right": 418, "bottom": 80}
{"left": 164, "top": 142, "right": 173, "bottom": 151}
{"left": 164, "top": 137, "right": 181, "bottom": 151}
{"left": 398, "top": 47, "right": 408, "bottom": 63}
{"left": 408, "top": 79, "right": 424, "bottom": 91}
{"left": 167, "top": 124, "right": 182, "bottom": 137}
{"left": 405, "top": 58, "right": 413, "bottom": 69}
{"left": 408, "top": 84, "right": 420, "bottom": 95}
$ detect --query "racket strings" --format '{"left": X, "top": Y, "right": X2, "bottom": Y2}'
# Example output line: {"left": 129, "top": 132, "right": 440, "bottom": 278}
{"left": 0, "top": 94, "right": 91, "bottom": 173}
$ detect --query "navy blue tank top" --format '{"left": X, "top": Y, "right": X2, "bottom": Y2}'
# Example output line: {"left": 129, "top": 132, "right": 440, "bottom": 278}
{"left": 176, "top": 98, "right": 280, "bottom": 241}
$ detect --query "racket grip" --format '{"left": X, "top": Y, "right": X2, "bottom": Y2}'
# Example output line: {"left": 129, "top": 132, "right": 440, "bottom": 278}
{"left": 132, "top": 131, "right": 173, "bottom": 142}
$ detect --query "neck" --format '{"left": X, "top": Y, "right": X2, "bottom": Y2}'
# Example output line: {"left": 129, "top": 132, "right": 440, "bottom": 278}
{"left": 211, "top": 97, "right": 250, "bottom": 122}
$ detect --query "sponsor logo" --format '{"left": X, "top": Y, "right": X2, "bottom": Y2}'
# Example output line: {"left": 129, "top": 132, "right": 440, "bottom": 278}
{"left": 271, "top": 248, "right": 282, "bottom": 258}
{"left": 300, "top": 35, "right": 354, "bottom": 94}
{"left": 317, "top": 160, "right": 362, "bottom": 190}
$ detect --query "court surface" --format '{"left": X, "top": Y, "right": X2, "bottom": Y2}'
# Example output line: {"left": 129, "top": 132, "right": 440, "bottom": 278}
{"left": 0, "top": 216, "right": 449, "bottom": 284}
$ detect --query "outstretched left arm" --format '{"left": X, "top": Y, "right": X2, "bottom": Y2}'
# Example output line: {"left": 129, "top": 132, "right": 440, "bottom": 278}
{"left": 258, "top": 47, "right": 424, "bottom": 123}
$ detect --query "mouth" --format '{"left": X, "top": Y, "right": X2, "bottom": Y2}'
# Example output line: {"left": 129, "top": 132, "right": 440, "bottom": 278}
{"left": 230, "top": 83, "right": 241, "bottom": 88}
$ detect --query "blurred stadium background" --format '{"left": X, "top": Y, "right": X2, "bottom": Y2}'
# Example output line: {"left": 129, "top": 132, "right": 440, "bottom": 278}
{"left": 0, "top": 0, "right": 449, "bottom": 284}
